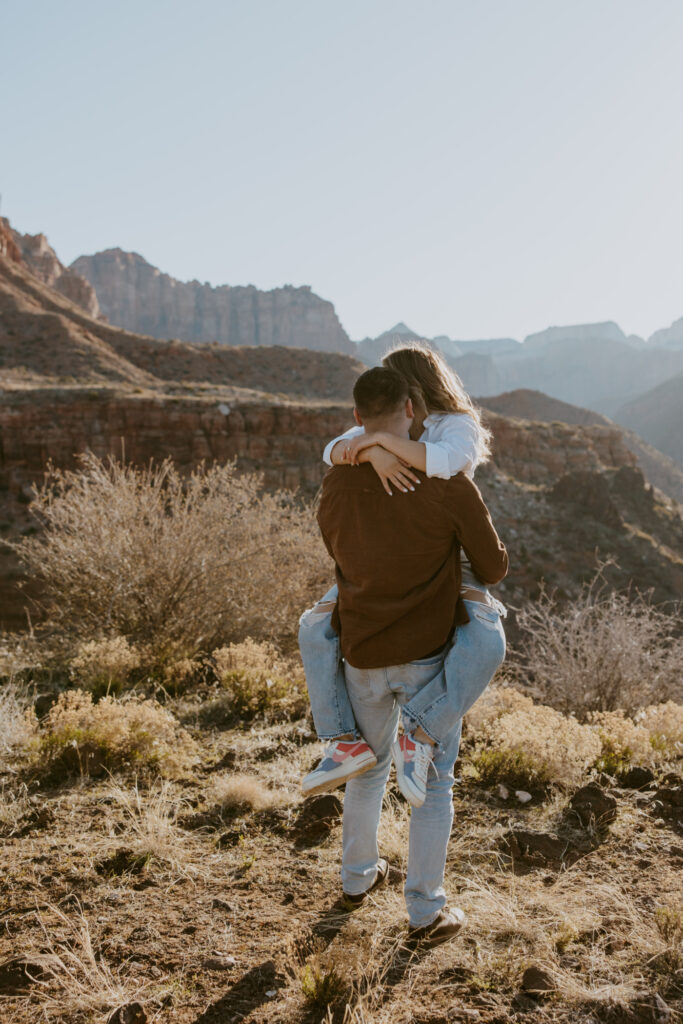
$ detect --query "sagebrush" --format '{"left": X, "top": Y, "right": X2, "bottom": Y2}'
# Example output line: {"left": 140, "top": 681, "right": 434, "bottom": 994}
{"left": 508, "top": 574, "right": 682, "bottom": 715}
{"left": 32, "top": 690, "right": 198, "bottom": 778}
{"left": 16, "top": 453, "right": 330, "bottom": 664}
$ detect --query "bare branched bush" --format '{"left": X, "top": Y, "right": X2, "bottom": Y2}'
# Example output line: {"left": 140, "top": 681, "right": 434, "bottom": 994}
{"left": 34, "top": 690, "right": 198, "bottom": 778}
{"left": 508, "top": 574, "right": 682, "bottom": 716}
{"left": 16, "top": 453, "right": 329, "bottom": 665}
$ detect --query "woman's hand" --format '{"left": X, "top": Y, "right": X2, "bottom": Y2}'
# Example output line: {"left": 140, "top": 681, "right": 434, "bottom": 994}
{"left": 362, "top": 446, "right": 420, "bottom": 496}
{"left": 343, "top": 432, "right": 381, "bottom": 464}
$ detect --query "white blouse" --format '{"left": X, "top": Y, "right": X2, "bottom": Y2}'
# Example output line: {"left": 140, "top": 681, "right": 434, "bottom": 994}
{"left": 322, "top": 412, "right": 480, "bottom": 480}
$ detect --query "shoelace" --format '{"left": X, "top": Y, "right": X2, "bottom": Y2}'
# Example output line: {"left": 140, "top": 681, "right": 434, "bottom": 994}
{"left": 412, "top": 741, "right": 434, "bottom": 783}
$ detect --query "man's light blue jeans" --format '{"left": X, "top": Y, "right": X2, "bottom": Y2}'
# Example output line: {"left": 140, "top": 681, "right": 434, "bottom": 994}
{"left": 299, "top": 584, "right": 506, "bottom": 748}
{"left": 342, "top": 651, "right": 462, "bottom": 928}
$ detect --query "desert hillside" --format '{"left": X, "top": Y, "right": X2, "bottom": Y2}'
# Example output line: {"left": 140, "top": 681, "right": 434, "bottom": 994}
{"left": 478, "top": 390, "right": 683, "bottom": 506}
{"left": 615, "top": 371, "right": 683, "bottom": 466}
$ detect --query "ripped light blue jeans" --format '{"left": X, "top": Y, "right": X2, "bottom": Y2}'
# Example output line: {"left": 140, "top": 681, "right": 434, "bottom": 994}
{"left": 342, "top": 652, "right": 461, "bottom": 927}
{"left": 298, "top": 584, "right": 506, "bottom": 748}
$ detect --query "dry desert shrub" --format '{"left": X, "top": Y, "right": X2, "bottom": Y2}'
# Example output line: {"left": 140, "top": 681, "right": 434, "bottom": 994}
{"left": 16, "top": 453, "right": 329, "bottom": 666}
{"left": 0, "top": 682, "right": 34, "bottom": 765}
{"left": 590, "top": 710, "right": 657, "bottom": 775}
{"left": 468, "top": 698, "right": 602, "bottom": 789}
{"left": 33, "top": 689, "right": 198, "bottom": 778}
{"left": 69, "top": 635, "right": 141, "bottom": 696}
{"left": 212, "top": 637, "right": 307, "bottom": 721}
{"left": 639, "top": 701, "right": 683, "bottom": 757}
{"left": 509, "top": 574, "right": 682, "bottom": 715}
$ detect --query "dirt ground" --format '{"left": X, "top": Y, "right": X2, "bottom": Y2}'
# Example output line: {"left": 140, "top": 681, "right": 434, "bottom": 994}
{"left": 1, "top": 698, "right": 682, "bottom": 1024}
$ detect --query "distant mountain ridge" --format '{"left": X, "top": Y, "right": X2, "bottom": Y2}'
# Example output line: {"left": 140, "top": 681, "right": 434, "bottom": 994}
{"left": 353, "top": 320, "right": 683, "bottom": 444}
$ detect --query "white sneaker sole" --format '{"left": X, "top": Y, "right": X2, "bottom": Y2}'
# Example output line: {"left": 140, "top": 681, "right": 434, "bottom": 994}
{"left": 391, "top": 740, "right": 426, "bottom": 808}
{"left": 301, "top": 751, "right": 378, "bottom": 797}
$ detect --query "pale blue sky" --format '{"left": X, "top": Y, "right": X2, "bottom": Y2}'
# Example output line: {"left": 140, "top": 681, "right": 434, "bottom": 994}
{"left": 2, "top": 0, "right": 683, "bottom": 341}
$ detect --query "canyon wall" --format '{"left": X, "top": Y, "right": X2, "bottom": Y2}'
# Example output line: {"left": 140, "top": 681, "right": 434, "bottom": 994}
{"left": 72, "top": 249, "right": 355, "bottom": 355}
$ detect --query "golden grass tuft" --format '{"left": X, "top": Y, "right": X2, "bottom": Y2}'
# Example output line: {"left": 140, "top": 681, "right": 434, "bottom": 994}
{"left": 207, "top": 772, "right": 291, "bottom": 812}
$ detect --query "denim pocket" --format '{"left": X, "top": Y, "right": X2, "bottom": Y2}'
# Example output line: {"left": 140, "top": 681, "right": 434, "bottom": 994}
{"left": 468, "top": 603, "right": 502, "bottom": 628}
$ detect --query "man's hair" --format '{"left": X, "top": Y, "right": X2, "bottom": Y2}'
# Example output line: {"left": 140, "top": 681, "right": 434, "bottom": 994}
{"left": 353, "top": 367, "right": 409, "bottom": 420}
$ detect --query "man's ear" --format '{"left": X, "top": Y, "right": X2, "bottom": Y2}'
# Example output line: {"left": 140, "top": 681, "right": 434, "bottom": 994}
{"left": 405, "top": 397, "right": 414, "bottom": 419}
{"left": 353, "top": 407, "right": 363, "bottom": 426}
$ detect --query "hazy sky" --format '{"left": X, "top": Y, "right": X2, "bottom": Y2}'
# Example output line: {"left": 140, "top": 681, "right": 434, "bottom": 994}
{"left": 3, "top": 0, "right": 683, "bottom": 342}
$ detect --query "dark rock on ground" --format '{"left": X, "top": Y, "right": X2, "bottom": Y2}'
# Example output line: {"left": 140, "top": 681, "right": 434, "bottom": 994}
{"left": 569, "top": 783, "right": 618, "bottom": 827}
{"left": 107, "top": 1003, "right": 147, "bottom": 1024}
{"left": 0, "top": 954, "right": 58, "bottom": 994}
{"left": 621, "top": 766, "right": 656, "bottom": 789}
{"left": 521, "top": 965, "right": 555, "bottom": 993}
{"left": 498, "top": 829, "right": 570, "bottom": 867}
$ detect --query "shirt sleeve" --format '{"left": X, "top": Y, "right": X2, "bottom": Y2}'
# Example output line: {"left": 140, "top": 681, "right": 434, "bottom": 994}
{"left": 447, "top": 476, "right": 509, "bottom": 585}
{"left": 423, "top": 415, "right": 479, "bottom": 479}
{"left": 322, "top": 425, "right": 365, "bottom": 466}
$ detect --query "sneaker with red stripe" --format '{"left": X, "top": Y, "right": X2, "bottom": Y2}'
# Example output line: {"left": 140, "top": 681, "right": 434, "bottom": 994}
{"left": 392, "top": 733, "right": 433, "bottom": 808}
{"left": 302, "top": 739, "right": 377, "bottom": 797}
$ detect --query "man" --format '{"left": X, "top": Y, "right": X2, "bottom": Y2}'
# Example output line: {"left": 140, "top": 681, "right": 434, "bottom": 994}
{"left": 316, "top": 366, "right": 508, "bottom": 944}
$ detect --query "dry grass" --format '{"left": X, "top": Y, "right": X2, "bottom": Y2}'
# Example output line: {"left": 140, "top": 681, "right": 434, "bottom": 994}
{"left": 15, "top": 453, "right": 329, "bottom": 665}
{"left": 509, "top": 571, "right": 683, "bottom": 715}
{"left": 96, "top": 777, "right": 203, "bottom": 878}
{"left": 207, "top": 772, "right": 292, "bottom": 813}
{"left": 33, "top": 689, "right": 199, "bottom": 779}
{"left": 0, "top": 682, "right": 33, "bottom": 765}
{"left": 17, "top": 902, "right": 174, "bottom": 1019}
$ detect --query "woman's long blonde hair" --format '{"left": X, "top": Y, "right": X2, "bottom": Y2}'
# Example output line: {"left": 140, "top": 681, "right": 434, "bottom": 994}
{"left": 382, "top": 343, "right": 492, "bottom": 465}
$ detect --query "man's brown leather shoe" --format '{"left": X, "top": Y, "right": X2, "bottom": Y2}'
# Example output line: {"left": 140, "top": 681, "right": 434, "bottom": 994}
{"left": 342, "top": 858, "right": 389, "bottom": 908}
{"left": 407, "top": 906, "right": 465, "bottom": 946}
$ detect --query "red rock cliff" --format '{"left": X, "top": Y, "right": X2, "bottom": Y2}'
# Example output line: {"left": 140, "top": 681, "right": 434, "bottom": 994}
{"left": 71, "top": 249, "right": 354, "bottom": 355}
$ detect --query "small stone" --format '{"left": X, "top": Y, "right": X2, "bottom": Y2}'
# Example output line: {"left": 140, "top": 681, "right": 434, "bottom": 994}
{"left": 521, "top": 965, "right": 555, "bottom": 993}
{"left": 217, "top": 403, "right": 231, "bottom": 416}
{"left": 495, "top": 784, "right": 509, "bottom": 800}
{"left": 202, "top": 956, "right": 237, "bottom": 971}
{"left": 212, "top": 898, "right": 233, "bottom": 911}
{"left": 265, "top": 989, "right": 278, "bottom": 998}
{"left": 515, "top": 790, "right": 532, "bottom": 804}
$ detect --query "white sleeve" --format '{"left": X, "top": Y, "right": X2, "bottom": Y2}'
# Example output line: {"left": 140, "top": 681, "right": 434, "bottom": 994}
{"left": 423, "top": 415, "right": 479, "bottom": 479}
{"left": 322, "top": 424, "right": 365, "bottom": 466}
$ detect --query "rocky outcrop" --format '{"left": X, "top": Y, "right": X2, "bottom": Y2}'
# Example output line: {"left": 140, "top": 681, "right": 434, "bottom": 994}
{"left": 2, "top": 219, "right": 100, "bottom": 318}
{"left": 71, "top": 249, "right": 355, "bottom": 354}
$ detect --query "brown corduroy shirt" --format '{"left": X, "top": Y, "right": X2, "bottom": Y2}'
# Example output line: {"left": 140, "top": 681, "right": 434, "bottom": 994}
{"left": 317, "top": 464, "right": 509, "bottom": 670}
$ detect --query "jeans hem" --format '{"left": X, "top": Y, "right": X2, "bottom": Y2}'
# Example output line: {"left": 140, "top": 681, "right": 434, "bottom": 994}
{"left": 401, "top": 710, "right": 442, "bottom": 748}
